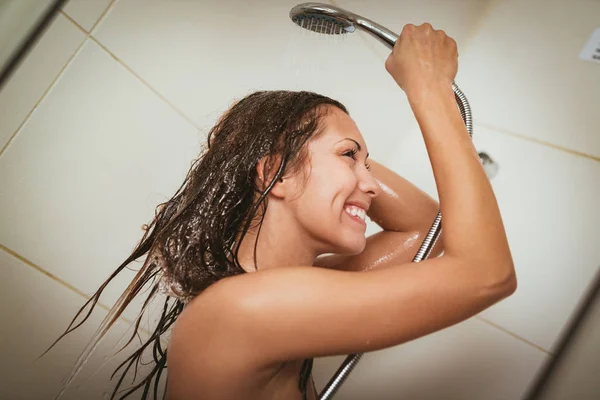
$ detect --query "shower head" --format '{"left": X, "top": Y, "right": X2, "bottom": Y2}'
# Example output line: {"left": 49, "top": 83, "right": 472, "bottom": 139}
{"left": 289, "top": 2, "right": 399, "bottom": 49}
{"left": 288, "top": 1, "right": 473, "bottom": 141}
{"left": 289, "top": 3, "right": 355, "bottom": 35}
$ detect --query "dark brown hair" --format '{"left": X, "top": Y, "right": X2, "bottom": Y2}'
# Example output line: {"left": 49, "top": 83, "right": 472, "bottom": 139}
{"left": 43, "top": 90, "right": 348, "bottom": 399}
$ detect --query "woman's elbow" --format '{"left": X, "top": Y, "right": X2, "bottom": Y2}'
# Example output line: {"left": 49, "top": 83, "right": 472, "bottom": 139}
{"left": 504, "top": 272, "right": 518, "bottom": 296}
{"left": 490, "top": 265, "right": 518, "bottom": 299}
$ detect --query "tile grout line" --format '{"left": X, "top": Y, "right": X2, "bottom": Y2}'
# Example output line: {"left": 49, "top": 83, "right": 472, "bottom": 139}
{"left": 88, "top": 0, "right": 117, "bottom": 34}
{"left": 476, "top": 121, "right": 600, "bottom": 162}
{"left": 1, "top": 0, "right": 125, "bottom": 158}
{"left": 60, "top": 6, "right": 203, "bottom": 134}
{"left": 92, "top": 36, "right": 203, "bottom": 132}
{"left": 475, "top": 315, "right": 552, "bottom": 355}
{"left": 0, "top": 22, "right": 91, "bottom": 159}
{"left": 1, "top": 243, "right": 109, "bottom": 312}
{"left": 0, "top": 243, "right": 151, "bottom": 336}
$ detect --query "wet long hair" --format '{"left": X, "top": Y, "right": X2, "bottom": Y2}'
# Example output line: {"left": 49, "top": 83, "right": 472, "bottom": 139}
{"left": 43, "top": 90, "right": 348, "bottom": 399}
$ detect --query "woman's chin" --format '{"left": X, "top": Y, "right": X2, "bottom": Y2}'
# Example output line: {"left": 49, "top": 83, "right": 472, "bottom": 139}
{"left": 338, "top": 236, "right": 367, "bottom": 255}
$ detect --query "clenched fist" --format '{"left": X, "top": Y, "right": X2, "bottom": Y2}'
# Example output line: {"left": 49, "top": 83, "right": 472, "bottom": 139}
{"left": 385, "top": 23, "right": 458, "bottom": 97}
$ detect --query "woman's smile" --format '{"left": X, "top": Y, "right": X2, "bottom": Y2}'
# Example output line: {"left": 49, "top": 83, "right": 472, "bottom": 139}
{"left": 343, "top": 206, "right": 367, "bottom": 228}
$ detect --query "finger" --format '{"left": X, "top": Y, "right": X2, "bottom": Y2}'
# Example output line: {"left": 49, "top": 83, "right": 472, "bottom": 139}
{"left": 401, "top": 23, "right": 416, "bottom": 35}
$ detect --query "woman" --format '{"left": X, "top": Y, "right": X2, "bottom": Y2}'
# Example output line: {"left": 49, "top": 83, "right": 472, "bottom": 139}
{"left": 49, "top": 23, "right": 516, "bottom": 400}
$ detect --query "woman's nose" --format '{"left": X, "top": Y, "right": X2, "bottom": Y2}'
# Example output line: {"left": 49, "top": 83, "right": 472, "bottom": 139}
{"left": 359, "top": 170, "right": 382, "bottom": 198}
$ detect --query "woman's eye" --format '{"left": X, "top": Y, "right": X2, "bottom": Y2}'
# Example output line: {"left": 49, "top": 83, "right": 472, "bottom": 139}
{"left": 343, "top": 149, "right": 371, "bottom": 171}
{"left": 343, "top": 148, "right": 358, "bottom": 159}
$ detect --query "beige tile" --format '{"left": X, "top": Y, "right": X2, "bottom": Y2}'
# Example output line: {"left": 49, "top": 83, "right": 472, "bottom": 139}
{"left": 0, "top": 248, "right": 162, "bottom": 399}
{"left": 456, "top": 0, "right": 600, "bottom": 158}
{"left": 473, "top": 126, "right": 600, "bottom": 351}
{"left": 0, "top": 13, "right": 85, "bottom": 153}
{"left": 313, "top": 317, "right": 548, "bottom": 399}
{"left": 336, "top": 0, "right": 492, "bottom": 59}
{"left": 62, "top": 0, "right": 113, "bottom": 31}
{"left": 91, "top": 0, "right": 420, "bottom": 162}
{"left": 0, "top": 40, "right": 201, "bottom": 320}
{"left": 386, "top": 122, "right": 600, "bottom": 351}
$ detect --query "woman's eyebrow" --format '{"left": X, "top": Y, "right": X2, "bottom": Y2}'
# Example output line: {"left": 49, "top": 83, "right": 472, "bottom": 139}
{"left": 338, "top": 138, "right": 369, "bottom": 158}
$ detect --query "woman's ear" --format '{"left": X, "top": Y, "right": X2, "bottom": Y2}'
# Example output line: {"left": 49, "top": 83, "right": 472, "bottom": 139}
{"left": 256, "top": 155, "right": 286, "bottom": 198}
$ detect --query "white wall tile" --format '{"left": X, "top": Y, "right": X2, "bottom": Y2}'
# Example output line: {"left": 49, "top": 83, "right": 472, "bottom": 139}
{"left": 62, "top": 0, "right": 113, "bottom": 32}
{"left": 91, "top": 0, "right": 429, "bottom": 162}
{"left": 0, "top": 40, "right": 200, "bottom": 320}
{"left": 0, "top": 13, "right": 85, "bottom": 152}
{"left": 0, "top": 248, "right": 160, "bottom": 399}
{"left": 456, "top": 0, "right": 600, "bottom": 157}
{"left": 336, "top": 0, "right": 492, "bottom": 59}
{"left": 386, "top": 122, "right": 600, "bottom": 352}
{"left": 474, "top": 128, "right": 600, "bottom": 352}
{"left": 313, "top": 317, "right": 547, "bottom": 399}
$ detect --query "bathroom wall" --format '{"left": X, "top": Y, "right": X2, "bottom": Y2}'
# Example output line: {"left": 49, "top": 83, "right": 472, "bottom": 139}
{"left": 0, "top": 0, "right": 598, "bottom": 398}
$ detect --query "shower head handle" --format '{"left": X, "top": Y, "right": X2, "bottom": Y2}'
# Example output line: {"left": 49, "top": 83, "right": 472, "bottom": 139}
{"left": 353, "top": 15, "right": 398, "bottom": 49}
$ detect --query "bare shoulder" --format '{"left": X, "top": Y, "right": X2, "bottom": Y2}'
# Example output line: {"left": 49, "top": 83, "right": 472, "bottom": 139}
{"left": 166, "top": 274, "right": 281, "bottom": 399}
{"left": 169, "top": 274, "right": 257, "bottom": 363}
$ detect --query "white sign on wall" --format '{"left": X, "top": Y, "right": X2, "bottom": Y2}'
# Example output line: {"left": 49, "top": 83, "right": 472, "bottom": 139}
{"left": 579, "top": 28, "right": 600, "bottom": 64}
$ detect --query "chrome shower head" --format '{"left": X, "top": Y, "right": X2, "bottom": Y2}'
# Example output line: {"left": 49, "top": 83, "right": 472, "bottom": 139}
{"left": 289, "top": 3, "right": 356, "bottom": 35}
{"left": 289, "top": 2, "right": 399, "bottom": 49}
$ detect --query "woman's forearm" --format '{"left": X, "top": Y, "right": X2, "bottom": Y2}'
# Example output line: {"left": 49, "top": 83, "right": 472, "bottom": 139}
{"left": 408, "top": 84, "right": 514, "bottom": 276}
{"left": 368, "top": 159, "right": 440, "bottom": 234}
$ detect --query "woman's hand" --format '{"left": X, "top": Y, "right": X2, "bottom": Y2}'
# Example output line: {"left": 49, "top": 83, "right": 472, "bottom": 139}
{"left": 385, "top": 23, "right": 458, "bottom": 98}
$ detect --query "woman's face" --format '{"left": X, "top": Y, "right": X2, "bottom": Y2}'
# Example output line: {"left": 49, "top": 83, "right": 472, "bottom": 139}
{"left": 288, "top": 106, "right": 382, "bottom": 255}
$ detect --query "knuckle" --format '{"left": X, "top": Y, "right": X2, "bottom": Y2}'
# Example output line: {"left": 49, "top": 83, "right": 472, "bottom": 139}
{"left": 384, "top": 55, "right": 392, "bottom": 70}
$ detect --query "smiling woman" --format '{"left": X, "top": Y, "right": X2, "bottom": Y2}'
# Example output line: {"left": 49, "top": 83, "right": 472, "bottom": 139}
{"left": 43, "top": 90, "right": 367, "bottom": 399}
{"left": 44, "top": 22, "right": 516, "bottom": 400}
{"left": 42, "top": 89, "right": 442, "bottom": 400}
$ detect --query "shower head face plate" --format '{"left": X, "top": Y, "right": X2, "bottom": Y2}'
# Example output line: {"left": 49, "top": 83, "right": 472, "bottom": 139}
{"left": 289, "top": 2, "right": 356, "bottom": 34}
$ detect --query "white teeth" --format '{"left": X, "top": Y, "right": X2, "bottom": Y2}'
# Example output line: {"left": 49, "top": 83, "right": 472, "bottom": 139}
{"left": 345, "top": 205, "right": 366, "bottom": 221}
